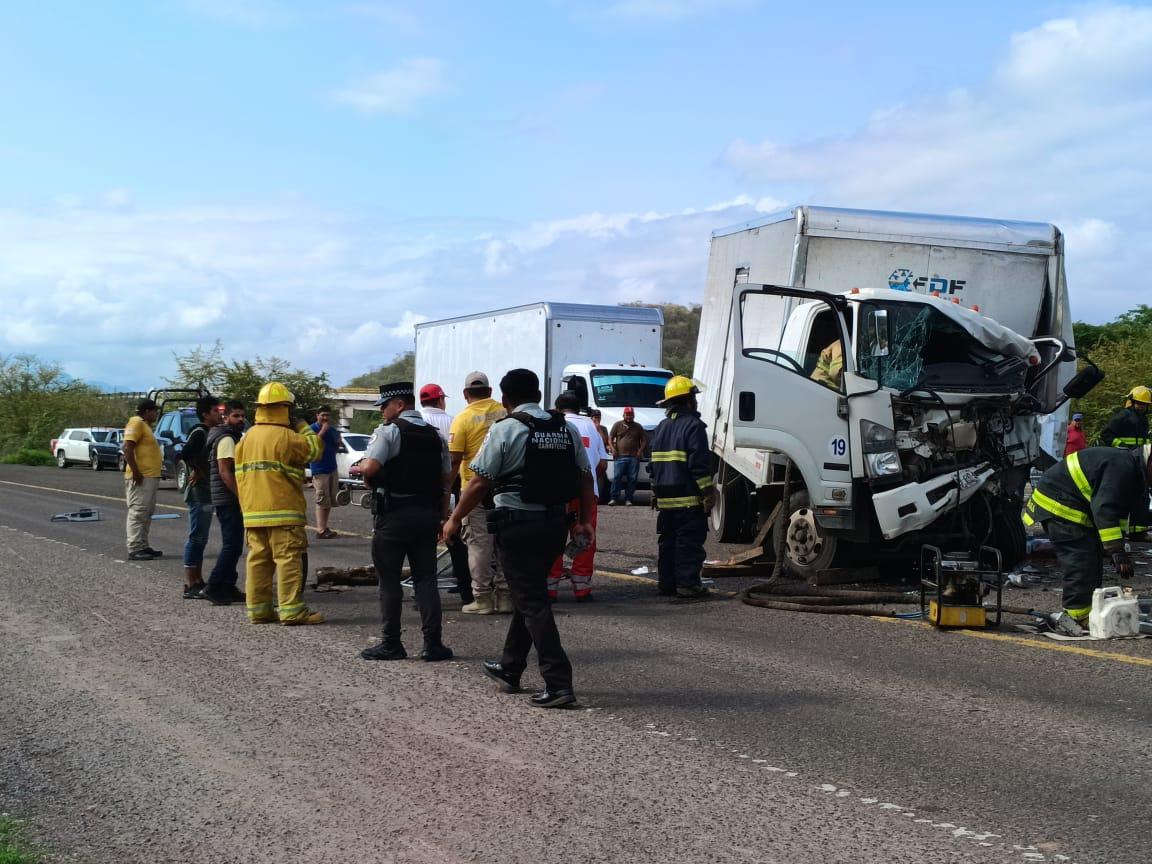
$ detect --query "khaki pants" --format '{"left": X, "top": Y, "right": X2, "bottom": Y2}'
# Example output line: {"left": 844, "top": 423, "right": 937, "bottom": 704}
{"left": 124, "top": 476, "right": 160, "bottom": 554}
{"left": 462, "top": 505, "right": 505, "bottom": 595}
{"left": 245, "top": 525, "right": 309, "bottom": 623}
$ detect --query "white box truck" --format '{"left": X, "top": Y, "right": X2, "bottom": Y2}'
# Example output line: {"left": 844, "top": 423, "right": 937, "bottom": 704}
{"left": 415, "top": 302, "right": 674, "bottom": 439}
{"left": 695, "top": 206, "right": 1097, "bottom": 578}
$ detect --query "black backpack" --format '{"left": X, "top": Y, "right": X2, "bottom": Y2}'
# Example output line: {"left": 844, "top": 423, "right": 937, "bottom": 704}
{"left": 505, "top": 411, "right": 582, "bottom": 505}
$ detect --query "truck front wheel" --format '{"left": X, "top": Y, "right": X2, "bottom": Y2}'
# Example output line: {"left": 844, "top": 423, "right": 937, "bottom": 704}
{"left": 783, "top": 489, "right": 838, "bottom": 580}
{"left": 710, "top": 463, "right": 752, "bottom": 543}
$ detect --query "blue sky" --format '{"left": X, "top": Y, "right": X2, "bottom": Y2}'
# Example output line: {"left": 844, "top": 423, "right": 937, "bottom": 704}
{"left": 1, "top": 1, "right": 1149, "bottom": 388}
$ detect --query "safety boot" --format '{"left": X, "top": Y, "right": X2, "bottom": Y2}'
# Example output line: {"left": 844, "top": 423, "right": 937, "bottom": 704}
{"left": 461, "top": 593, "right": 496, "bottom": 615}
{"left": 282, "top": 611, "right": 324, "bottom": 626}
{"left": 495, "top": 587, "right": 514, "bottom": 614}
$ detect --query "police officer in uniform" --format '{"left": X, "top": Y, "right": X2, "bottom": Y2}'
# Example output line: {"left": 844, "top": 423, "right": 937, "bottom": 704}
{"left": 359, "top": 382, "right": 454, "bottom": 662}
{"left": 1024, "top": 444, "right": 1151, "bottom": 630}
{"left": 649, "top": 376, "right": 715, "bottom": 599}
{"left": 442, "top": 368, "right": 594, "bottom": 708}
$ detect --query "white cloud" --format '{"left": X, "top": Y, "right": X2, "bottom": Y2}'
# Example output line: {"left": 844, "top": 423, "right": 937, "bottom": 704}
{"left": 388, "top": 311, "right": 429, "bottom": 339}
{"left": 0, "top": 193, "right": 767, "bottom": 389}
{"left": 724, "top": 5, "right": 1152, "bottom": 319}
{"left": 332, "top": 57, "right": 445, "bottom": 115}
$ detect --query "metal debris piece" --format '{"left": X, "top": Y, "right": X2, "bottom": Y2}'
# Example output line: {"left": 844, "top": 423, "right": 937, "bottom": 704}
{"left": 315, "top": 565, "right": 378, "bottom": 586}
{"left": 50, "top": 508, "right": 101, "bottom": 523}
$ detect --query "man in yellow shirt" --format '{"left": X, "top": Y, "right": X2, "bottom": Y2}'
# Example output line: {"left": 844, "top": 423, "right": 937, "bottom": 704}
{"left": 122, "top": 397, "right": 164, "bottom": 561}
{"left": 447, "top": 371, "right": 508, "bottom": 614}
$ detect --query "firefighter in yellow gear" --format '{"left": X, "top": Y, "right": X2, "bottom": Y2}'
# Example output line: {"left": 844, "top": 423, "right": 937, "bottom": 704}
{"left": 235, "top": 382, "right": 325, "bottom": 625}
{"left": 811, "top": 340, "right": 844, "bottom": 390}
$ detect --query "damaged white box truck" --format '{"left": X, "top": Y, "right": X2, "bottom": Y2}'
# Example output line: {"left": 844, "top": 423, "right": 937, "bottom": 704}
{"left": 695, "top": 205, "right": 1097, "bottom": 579}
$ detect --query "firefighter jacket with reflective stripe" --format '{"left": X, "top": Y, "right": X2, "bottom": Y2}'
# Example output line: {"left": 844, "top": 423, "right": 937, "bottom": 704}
{"left": 649, "top": 409, "right": 713, "bottom": 510}
{"left": 1098, "top": 407, "right": 1149, "bottom": 449}
{"left": 1023, "top": 446, "right": 1148, "bottom": 548}
{"left": 235, "top": 406, "right": 323, "bottom": 528}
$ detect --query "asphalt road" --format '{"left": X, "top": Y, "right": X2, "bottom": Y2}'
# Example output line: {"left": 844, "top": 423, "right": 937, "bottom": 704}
{"left": 1, "top": 464, "right": 1150, "bottom": 864}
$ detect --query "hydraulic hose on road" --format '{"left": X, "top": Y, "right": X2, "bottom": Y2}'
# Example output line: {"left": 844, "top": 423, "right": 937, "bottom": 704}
{"left": 741, "top": 459, "right": 921, "bottom": 616}
{"left": 740, "top": 581, "right": 922, "bottom": 617}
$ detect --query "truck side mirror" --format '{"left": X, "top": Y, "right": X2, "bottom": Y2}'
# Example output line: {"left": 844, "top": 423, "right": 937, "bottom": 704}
{"left": 871, "top": 309, "right": 890, "bottom": 358}
{"left": 1063, "top": 364, "right": 1105, "bottom": 399}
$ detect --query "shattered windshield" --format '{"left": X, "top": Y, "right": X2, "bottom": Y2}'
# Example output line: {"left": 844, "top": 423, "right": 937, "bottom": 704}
{"left": 856, "top": 302, "right": 1027, "bottom": 392}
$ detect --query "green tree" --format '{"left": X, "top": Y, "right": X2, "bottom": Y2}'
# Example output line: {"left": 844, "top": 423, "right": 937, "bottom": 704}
{"left": 166, "top": 346, "right": 333, "bottom": 418}
{"left": 1074, "top": 304, "right": 1152, "bottom": 353}
{"left": 345, "top": 351, "right": 415, "bottom": 388}
{"left": 626, "top": 303, "right": 702, "bottom": 375}
{"left": 1070, "top": 333, "right": 1152, "bottom": 443}
{"left": 0, "top": 354, "right": 130, "bottom": 453}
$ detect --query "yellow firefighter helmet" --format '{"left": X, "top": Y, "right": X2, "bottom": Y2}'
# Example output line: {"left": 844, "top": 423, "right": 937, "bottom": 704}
{"left": 1126, "top": 385, "right": 1151, "bottom": 406}
{"left": 657, "top": 375, "right": 701, "bottom": 405}
{"left": 255, "top": 381, "right": 295, "bottom": 406}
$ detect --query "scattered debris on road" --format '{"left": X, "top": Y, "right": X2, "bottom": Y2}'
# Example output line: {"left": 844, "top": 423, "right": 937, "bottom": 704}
{"left": 50, "top": 508, "right": 101, "bottom": 522}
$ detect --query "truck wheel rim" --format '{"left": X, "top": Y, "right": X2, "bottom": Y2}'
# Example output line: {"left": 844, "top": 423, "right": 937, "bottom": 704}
{"left": 786, "top": 507, "right": 823, "bottom": 565}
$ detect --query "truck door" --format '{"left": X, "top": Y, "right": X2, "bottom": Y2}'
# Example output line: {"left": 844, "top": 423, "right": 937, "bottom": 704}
{"left": 729, "top": 286, "right": 853, "bottom": 504}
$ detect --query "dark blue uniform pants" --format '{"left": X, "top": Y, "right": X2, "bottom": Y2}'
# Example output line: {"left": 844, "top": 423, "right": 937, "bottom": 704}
{"left": 372, "top": 505, "right": 443, "bottom": 647}
{"left": 657, "top": 507, "right": 708, "bottom": 594}
{"left": 495, "top": 515, "right": 573, "bottom": 691}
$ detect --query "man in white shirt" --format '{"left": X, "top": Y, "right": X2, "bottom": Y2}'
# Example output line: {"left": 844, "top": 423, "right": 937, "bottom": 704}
{"left": 418, "top": 382, "right": 472, "bottom": 606}
{"left": 418, "top": 384, "right": 453, "bottom": 438}
{"left": 548, "top": 391, "right": 608, "bottom": 601}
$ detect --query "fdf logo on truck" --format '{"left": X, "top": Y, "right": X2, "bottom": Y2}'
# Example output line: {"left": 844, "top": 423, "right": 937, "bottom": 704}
{"left": 888, "top": 268, "right": 967, "bottom": 295}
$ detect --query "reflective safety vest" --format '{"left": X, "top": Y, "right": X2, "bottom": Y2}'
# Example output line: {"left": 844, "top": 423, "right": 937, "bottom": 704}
{"left": 649, "top": 409, "right": 713, "bottom": 510}
{"left": 1023, "top": 447, "right": 1149, "bottom": 546}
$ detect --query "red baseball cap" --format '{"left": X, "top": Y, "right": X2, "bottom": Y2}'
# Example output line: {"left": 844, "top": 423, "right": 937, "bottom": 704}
{"left": 419, "top": 383, "right": 446, "bottom": 402}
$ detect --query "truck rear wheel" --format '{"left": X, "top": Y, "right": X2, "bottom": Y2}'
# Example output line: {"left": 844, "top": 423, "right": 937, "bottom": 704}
{"left": 783, "top": 489, "right": 838, "bottom": 581}
{"left": 710, "top": 463, "right": 752, "bottom": 543}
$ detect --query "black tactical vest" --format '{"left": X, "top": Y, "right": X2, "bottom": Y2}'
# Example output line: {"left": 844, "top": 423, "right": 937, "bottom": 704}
{"left": 207, "top": 423, "right": 243, "bottom": 507}
{"left": 379, "top": 418, "right": 443, "bottom": 497}
{"left": 499, "top": 411, "right": 582, "bottom": 505}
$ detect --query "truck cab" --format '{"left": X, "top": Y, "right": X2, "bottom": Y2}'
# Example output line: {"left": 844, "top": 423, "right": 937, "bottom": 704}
{"left": 713, "top": 284, "right": 1074, "bottom": 578}
{"left": 560, "top": 363, "right": 672, "bottom": 433}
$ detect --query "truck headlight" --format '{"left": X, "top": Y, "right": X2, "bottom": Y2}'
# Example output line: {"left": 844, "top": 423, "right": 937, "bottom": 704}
{"left": 860, "top": 420, "right": 902, "bottom": 478}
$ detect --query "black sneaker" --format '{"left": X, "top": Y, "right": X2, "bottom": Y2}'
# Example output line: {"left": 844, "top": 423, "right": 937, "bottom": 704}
{"left": 482, "top": 661, "right": 522, "bottom": 693}
{"left": 128, "top": 550, "right": 157, "bottom": 561}
{"left": 228, "top": 587, "right": 246, "bottom": 602}
{"left": 145, "top": 548, "right": 164, "bottom": 558}
{"left": 420, "top": 643, "right": 454, "bottom": 662}
{"left": 182, "top": 583, "right": 206, "bottom": 600}
{"left": 201, "top": 588, "right": 231, "bottom": 606}
{"left": 361, "top": 643, "right": 407, "bottom": 661}
{"left": 529, "top": 688, "right": 577, "bottom": 709}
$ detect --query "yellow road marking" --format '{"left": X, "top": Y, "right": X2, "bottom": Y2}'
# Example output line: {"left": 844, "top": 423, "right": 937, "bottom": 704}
{"left": 873, "top": 616, "right": 1152, "bottom": 668}
{"left": 593, "top": 569, "right": 738, "bottom": 597}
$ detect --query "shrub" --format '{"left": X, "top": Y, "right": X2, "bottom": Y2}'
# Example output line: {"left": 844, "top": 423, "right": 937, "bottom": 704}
{"left": 0, "top": 448, "right": 57, "bottom": 466}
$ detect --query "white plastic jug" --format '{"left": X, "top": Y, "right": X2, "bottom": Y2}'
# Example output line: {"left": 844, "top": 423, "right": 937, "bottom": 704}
{"left": 1089, "top": 586, "right": 1141, "bottom": 639}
